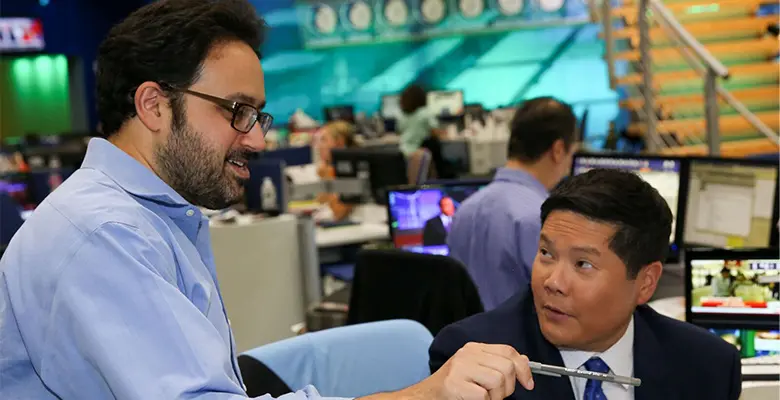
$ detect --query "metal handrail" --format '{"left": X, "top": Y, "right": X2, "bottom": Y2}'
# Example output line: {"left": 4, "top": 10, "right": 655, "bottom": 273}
{"left": 595, "top": 0, "right": 776, "bottom": 155}
{"left": 654, "top": 14, "right": 780, "bottom": 145}
{"left": 646, "top": 0, "right": 729, "bottom": 79}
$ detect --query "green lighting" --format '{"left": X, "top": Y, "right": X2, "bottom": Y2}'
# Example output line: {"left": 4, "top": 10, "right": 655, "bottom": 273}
{"left": 1, "top": 54, "right": 71, "bottom": 140}
{"left": 688, "top": 4, "right": 719, "bottom": 14}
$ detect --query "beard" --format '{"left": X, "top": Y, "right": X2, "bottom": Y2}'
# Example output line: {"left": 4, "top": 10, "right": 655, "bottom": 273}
{"left": 155, "top": 101, "right": 250, "bottom": 210}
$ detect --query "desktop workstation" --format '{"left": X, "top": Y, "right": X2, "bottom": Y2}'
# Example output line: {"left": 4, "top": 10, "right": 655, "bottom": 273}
{"left": 684, "top": 248, "right": 780, "bottom": 382}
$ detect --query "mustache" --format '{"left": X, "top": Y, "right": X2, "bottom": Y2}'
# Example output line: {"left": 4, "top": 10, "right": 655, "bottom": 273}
{"left": 227, "top": 149, "right": 256, "bottom": 162}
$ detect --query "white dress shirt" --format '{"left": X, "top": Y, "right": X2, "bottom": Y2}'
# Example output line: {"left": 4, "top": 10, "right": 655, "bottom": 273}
{"left": 559, "top": 317, "right": 635, "bottom": 400}
{"left": 440, "top": 214, "right": 452, "bottom": 229}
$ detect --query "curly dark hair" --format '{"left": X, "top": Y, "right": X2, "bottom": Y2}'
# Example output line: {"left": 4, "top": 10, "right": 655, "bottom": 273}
{"left": 399, "top": 84, "right": 427, "bottom": 115}
{"left": 96, "top": 0, "right": 265, "bottom": 137}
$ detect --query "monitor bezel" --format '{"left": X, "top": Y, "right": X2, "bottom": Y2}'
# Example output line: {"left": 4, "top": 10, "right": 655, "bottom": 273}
{"left": 684, "top": 247, "right": 780, "bottom": 331}
{"left": 570, "top": 152, "right": 687, "bottom": 262}
{"left": 680, "top": 156, "right": 780, "bottom": 249}
{"left": 384, "top": 179, "right": 490, "bottom": 246}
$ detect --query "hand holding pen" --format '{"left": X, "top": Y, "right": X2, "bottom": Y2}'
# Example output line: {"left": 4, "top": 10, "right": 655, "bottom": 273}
{"left": 394, "top": 343, "right": 640, "bottom": 400}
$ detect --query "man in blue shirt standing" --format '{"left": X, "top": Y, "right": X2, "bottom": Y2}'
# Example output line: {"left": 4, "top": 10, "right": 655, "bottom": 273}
{"left": 447, "top": 98, "right": 577, "bottom": 310}
{"left": 0, "top": 0, "right": 537, "bottom": 399}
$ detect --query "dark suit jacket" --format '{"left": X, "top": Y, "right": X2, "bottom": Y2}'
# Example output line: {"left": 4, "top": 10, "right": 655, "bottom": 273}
{"left": 429, "top": 287, "right": 742, "bottom": 400}
{"left": 422, "top": 215, "right": 447, "bottom": 246}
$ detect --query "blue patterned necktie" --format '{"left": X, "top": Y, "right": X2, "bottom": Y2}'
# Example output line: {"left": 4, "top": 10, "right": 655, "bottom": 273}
{"left": 583, "top": 357, "right": 610, "bottom": 400}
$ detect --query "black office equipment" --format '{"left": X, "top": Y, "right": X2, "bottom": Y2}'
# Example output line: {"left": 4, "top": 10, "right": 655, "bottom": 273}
{"left": 245, "top": 158, "right": 287, "bottom": 215}
{"left": 681, "top": 157, "right": 779, "bottom": 250}
{"left": 262, "top": 146, "right": 312, "bottom": 167}
{"left": 686, "top": 248, "right": 780, "bottom": 331}
{"left": 331, "top": 148, "right": 407, "bottom": 205}
{"left": 324, "top": 105, "right": 355, "bottom": 124}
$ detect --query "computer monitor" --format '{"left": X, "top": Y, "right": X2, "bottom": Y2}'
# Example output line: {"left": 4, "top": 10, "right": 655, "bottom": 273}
{"left": 331, "top": 148, "right": 408, "bottom": 205}
{"left": 427, "top": 90, "right": 464, "bottom": 117}
{"left": 571, "top": 153, "right": 684, "bottom": 256}
{"left": 683, "top": 158, "right": 779, "bottom": 249}
{"left": 709, "top": 328, "right": 780, "bottom": 359}
{"left": 323, "top": 105, "right": 355, "bottom": 123}
{"left": 386, "top": 180, "right": 489, "bottom": 255}
{"left": 686, "top": 248, "right": 780, "bottom": 331}
{"left": 262, "top": 146, "right": 313, "bottom": 167}
{"left": 381, "top": 94, "right": 402, "bottom": 120}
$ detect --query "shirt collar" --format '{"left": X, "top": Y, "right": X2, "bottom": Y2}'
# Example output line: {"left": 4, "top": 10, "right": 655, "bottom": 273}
{"left": 81, "top": 138, "right": 190, "bottom": 207}
{"left": 493, "top": 167, "right": 548, "bottom": 195}
{"left": 559, "top": 317, "right": 635, "bottom": 389}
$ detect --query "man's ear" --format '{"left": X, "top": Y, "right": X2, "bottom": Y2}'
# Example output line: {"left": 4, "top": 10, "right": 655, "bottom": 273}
{"left": 635, "top": 261, "right": 663, "bottom": 305}
{"left": 549, "top": 138, "right": 566, "bottom": 164}
{"left": 133, "top": 81, "right": 169, "bottom": 134}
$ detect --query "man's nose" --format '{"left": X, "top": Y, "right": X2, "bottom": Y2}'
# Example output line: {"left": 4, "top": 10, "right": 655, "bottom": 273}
{"left": 240, "top": 124, "right": 266, "bottom": 152}
{"left": 544, "top": 262, "right": 568, "bottom": 295}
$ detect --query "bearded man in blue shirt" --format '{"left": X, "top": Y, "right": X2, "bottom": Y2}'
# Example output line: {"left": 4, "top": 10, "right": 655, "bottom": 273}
{"left": 0, "top": 0, "right": 536, "bottom": 399}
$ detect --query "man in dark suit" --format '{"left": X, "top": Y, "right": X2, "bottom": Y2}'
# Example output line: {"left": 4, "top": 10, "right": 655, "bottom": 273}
{"left": 429, "top": 168, "right": 742, "bottom": 400}
{"left": 422, "top": 196, "right": 455, "bottom": 246}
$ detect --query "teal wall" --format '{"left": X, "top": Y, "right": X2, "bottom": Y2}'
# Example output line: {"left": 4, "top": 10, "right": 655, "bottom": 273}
{"left": 256, "top": 2, "right": 619, "bottom": 143}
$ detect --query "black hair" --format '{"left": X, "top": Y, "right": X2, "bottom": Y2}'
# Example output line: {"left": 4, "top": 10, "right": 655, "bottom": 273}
{"left": 399, "top": 84, "right": 427, "bottom": 115}
{"left": 720, "top": 267, "right": 730, "bottom": 275}
{"left": 507, "top": 97, "right": 576, "bottom": 162}
{"left": 96, "top": 0, "right": 265, "bottom": 138}
{"left": 540, "top": 168, "right": 673, "bottom": 279}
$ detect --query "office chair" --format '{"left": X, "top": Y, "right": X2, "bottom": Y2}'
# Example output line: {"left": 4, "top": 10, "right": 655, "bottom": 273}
{"left": 240, "top": 320, "right": 433, "bottom": 398}
{"left": 406, "top": 148, "right": 433, "bottom": 184}
{"left": 347, "top": 249, "right": 484, "bottom": 336}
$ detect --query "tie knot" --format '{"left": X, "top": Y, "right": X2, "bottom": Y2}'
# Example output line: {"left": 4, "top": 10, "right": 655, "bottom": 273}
{"left": 584, "top": 357, "right": 610, "bottom": 374}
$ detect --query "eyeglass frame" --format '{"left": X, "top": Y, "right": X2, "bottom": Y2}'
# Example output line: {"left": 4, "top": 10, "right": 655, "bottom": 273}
{"left": 158, "top": 83, "right": 273, "bottom": 135}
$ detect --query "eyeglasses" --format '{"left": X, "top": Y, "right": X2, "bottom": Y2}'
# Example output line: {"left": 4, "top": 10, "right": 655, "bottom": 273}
{"left": 161, "top": 84, "right": 273, "bottom": 135}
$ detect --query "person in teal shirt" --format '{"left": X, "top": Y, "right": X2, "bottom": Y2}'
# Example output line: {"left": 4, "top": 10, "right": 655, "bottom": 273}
{"left": 397, "top": 84, "right": 441, "bottom": 156}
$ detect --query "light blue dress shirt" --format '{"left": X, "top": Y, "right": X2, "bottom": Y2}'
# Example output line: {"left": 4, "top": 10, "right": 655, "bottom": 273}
{"left": 0, "top": 138, "right": 345, "bottom": 400}
{"left": 446, "top": 168, "right": 549, "bottom": 311}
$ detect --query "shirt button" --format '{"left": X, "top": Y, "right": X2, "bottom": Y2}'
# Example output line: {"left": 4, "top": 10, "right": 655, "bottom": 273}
{"left": 186, "top": 209, "right": 195, "bottom": 217}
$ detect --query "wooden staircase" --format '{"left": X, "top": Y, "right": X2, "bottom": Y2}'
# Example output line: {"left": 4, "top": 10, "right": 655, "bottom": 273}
{"left": 606, "top": 0, "right": 780, "bottom": 156}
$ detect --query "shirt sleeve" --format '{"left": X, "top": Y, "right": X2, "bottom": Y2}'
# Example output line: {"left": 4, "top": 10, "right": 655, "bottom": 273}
{"left": 41, "top": 222, "right": 347, "bottom": 400}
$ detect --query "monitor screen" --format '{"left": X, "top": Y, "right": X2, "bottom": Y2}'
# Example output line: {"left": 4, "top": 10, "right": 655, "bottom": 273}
{"left": 572, "top": 154, "right": 682, "bottom": 245}
{"left": 381, "top": 95, "right": 402, "bottom": 120}
{"left": 684, "top": 159, "right": 778, "bottom": 249}
{"left": 324, "top": 105, "right": 355, "bottom": 123}
{"left": 387, "top": 181, "right": 488, "bottom": 255}
{"left": 427, "top": 90, "right": 464, "bottom": 117}
{"left": 687, "top": 249, "right": 780, "bottom": 330}
{"left": 331, "top": 148, "right": 408, "bottom": 205}
{"left": 710, "top": 329, "right": 780, "bottom": 358}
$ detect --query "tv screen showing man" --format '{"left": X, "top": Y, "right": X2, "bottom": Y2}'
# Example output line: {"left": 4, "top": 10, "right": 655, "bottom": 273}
{"left": 423, "top": 196, "right": 455, "bottom": 247}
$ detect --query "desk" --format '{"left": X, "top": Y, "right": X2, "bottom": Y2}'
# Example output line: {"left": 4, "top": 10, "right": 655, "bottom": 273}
{"left": 316, "top": 223, "right": 390, "bottom": 248}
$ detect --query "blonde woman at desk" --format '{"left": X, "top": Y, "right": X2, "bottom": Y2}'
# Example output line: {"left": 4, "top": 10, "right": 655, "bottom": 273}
{"left": 315, "top": 121, "right": 357, "bottom": 221}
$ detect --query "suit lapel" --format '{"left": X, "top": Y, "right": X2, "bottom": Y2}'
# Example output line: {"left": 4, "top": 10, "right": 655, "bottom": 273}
{"left": 633, "top": 307, "right": 677, "bottom": 400}
{"left": 519, "top": 297, "right": 576, "bottom": 400}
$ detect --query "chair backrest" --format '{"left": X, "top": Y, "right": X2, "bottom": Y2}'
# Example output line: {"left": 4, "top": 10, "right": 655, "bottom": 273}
{"left": 347, "top": 249, "right": 484, "bottom": 335}
{"left": 406, "top": 148, "right": 432, "bottom": 185}
{"left": 241, "top": 319, "right": 433, "bottom": 398}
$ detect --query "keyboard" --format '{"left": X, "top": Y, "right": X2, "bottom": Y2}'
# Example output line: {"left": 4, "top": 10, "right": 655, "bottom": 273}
{"left": 742, "top": 355, "right": 780, "bottom": 380}
{"left": 743, "top": 355, "right": 780, "bottom": 366}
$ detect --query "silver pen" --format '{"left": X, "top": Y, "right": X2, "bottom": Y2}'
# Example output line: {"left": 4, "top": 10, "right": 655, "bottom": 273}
{"left": 528, "top": 361, "right": 642, "bottom": 387}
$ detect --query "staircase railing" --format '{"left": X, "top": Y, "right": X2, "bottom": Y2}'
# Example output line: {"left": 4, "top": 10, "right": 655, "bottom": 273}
{"left": 595, "top": 0, "right": 780, "bottom": 155}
